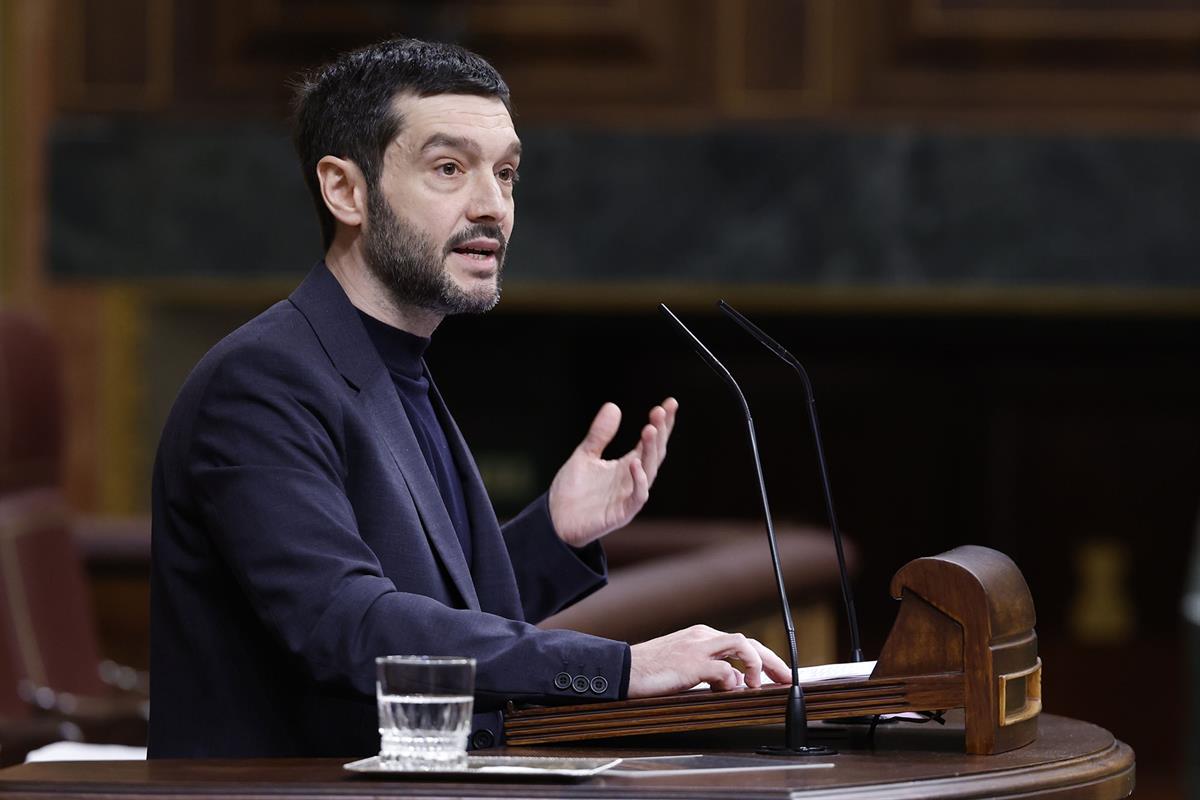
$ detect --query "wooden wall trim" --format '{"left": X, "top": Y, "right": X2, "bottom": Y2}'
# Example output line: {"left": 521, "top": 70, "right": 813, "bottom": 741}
{"left": 911, "top": 0, "right": 1200, "bottom": 39}
{"left": 1, "top": 0, "right": 52, "bottom": 305}
{"left": 105, "top": 278, "right": 1200, "bottom": 318}
{"left": 850, "top": 0, "right": 1200, "bottom": 113}
{"left": 97, "top": 288, "right": 143, "bottom": 515}
{"left": 1, "top": 0, "right": 10, "bottom": 298}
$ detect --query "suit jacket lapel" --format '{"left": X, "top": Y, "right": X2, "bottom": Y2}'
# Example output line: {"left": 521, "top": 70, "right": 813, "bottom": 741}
{"left": 288, "top": 263, "right": 480, "bottom": 611}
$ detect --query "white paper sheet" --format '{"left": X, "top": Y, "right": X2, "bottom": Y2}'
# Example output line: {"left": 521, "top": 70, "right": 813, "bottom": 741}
{"left": 692, "top": 659, "right": 877, "bottom": 691}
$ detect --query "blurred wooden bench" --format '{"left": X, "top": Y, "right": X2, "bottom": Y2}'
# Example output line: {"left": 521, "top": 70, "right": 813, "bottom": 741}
{"left": 541, "top": 519, "right": 854, "bottom": 661}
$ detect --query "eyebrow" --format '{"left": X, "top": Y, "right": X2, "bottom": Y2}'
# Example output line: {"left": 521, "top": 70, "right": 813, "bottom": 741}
{"left": 419, "top": 133, "right": 522, "bottom": 160}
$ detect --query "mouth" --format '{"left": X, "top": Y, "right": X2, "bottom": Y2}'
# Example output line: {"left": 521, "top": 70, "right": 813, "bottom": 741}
{"left": 449, "top": 238, "right": 500, "bottom": 261}
{"left": 448, "top": 238, "right": 502, "bottom": 277}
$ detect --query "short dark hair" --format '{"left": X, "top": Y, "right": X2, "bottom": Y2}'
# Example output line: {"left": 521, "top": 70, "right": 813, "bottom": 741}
{"left": 292, "top": 38, "right": 512, "bottom": 249}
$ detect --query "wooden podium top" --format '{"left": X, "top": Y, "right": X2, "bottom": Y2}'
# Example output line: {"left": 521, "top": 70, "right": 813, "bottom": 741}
{"left": 0, "top": 713, "right": 1133, "bottom": 800}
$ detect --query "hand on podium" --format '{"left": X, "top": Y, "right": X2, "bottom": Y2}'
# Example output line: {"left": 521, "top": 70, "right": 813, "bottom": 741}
{"left": 627, "top": 624, "right": 792, "bottom": 699}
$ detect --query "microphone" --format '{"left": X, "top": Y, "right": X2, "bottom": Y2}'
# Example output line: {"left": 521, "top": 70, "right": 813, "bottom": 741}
{"left": 659, "top": 303, "right": 833, "bottom": 757}
{"left": 717, "top": 300, "right": 863, "bottom": 663}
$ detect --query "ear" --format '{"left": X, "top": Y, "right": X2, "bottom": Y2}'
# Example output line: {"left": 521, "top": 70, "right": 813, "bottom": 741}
{"left": 316, "top": 155, "right": 367, "bottom": 230}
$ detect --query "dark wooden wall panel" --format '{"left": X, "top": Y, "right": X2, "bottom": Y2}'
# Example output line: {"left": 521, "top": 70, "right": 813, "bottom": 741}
{"left": 56, "top": 0, "right": 172, "bottom": 111}
{"left": 716, "top": 0, "right": 834, "bottom": 118}
{"left": 62, "top": 0, "right": 727, "bottom": 120}
{"left": 850, "top": 0, "right": 1200, "bottom": 114}
{"left": 52, "top": 0, "right": 1200, "bottom": 125}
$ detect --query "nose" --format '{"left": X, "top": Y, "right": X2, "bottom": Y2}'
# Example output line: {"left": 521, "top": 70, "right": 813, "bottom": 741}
{"left": 466, "top": 172, "right": 509, "bottom": 225}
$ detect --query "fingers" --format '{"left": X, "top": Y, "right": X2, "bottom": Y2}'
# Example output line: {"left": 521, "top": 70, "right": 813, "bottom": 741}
{"left": 659, "top": 397, "right": 678, "bottom": 451}
{"left": 641, "top": 397, "right": 678, "bottom": 484}
{"left": 655, "top": 397, "right": 677, "bottom": 460}
{"left": 719, "top": 634, "right": 791, "bottom": 687}
{"left": 713, "top": 633, "right": 764, "bottom": 688}
{"left": 754, "top": 640, "right": 793, "bottom": 685}
{"left": 578, "top": 402, "right": 622, "bottom": 458}
{"left": 706, "top": 660, "right": 744, "bottom": 691}
{"left": 661, "top": 396, "right": 678, "bottom": 432}
{"left": 627, "top": 457, "right": 649, "bottom": 509}
{"left": 638, "top": 423, "right": 661, "bottom": 483}
{"left": 626, "top": 624, "right": 782, "bottom": 699}
{"left": 700, "top": 633, "right": 776, "bottom": 691}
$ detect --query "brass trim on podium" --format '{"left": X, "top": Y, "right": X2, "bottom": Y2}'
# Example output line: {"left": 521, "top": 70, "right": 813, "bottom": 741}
{"left": 999, "top": 658, "right": 1043, "bottom": 728}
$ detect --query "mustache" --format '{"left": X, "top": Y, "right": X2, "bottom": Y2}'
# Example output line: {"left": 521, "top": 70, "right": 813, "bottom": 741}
{"left": 443, "top": 224, "right": 507, "bottom": 258}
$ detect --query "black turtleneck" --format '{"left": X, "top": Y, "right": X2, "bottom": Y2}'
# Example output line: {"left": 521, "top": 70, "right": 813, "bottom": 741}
{"left": 357, "top": 311, "right": 472, "bottom": 568}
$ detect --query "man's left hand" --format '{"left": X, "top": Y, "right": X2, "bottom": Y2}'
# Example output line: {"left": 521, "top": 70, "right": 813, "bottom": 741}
{"left": 548, "top": 397, "right": 678, "bottom": 548}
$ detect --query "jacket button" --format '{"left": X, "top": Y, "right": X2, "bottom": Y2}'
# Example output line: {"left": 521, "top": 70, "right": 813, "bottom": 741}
{"left": 571, "top": 675, "right": 590, "bottom": 693}
{"left": 590, "top": 676, "right": 609, "bottom": 694}
{"left": 554, "top": 672, "right": 572, "bottom": 690}
{"left": 471, "top": 729, "right": 495, "bottom": 749}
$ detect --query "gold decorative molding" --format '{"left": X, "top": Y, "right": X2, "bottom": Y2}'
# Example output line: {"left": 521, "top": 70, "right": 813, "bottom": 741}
{"left": 494, "top": 281, "right": 1200, "bottom": 317}
{"left": 101, "top": 277, "right": 1200, "bottom": 318}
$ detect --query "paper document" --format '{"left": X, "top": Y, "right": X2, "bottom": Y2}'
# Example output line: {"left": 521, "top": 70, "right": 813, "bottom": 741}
{"left": 792, "top": 659, "right": 877, "bottom": 683}
{"left": 26, "top": 742, "right": 147, "bottom": 762}
{"left": 692, "top": 659, "right": 876, "bottom": 691}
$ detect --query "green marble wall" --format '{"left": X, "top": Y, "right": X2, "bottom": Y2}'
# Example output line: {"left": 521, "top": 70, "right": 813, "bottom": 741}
{"left": 49, "top": 119, "right": 1200, "bottom": 288}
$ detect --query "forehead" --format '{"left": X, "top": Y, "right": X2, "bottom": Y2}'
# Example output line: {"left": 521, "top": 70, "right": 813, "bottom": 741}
{"left": 390, "top": 92, "right": 518, "bottom": 152}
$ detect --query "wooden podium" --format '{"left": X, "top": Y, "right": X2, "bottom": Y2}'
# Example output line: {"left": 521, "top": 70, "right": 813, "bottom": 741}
{"left": 505, "top": 545, "right": 1042, "bottom": 755}
{"left": 0, "top": 714, "right": 1134, "bottom": 799}
{"left": 0, "top": 546, "right": 1133, "bottom": 800}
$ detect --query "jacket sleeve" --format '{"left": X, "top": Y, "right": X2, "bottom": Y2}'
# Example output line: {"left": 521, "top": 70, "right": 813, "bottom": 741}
{"left": 500, "top": 494, "right": 610, "bottom": 625}
{"left": 184, "top": 342, "right": 628, "bottom": 708}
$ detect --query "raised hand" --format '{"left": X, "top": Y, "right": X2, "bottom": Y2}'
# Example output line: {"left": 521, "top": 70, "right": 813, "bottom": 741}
{"left": 547, "top": 397, "right": 678, "bottom": 548}
{"left": 627, "top": 625, "right": 792, "bottom": 698}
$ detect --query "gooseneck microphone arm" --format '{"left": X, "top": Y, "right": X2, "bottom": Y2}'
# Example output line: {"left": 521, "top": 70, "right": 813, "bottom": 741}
{"left": 658, "top": 305, "right": 798, "bottom": 682}
{"left": 659, "top": 303, "right": 832, "bottom": 756}
{"left": 717, "top": 300, "right": 863, "bottom": 663}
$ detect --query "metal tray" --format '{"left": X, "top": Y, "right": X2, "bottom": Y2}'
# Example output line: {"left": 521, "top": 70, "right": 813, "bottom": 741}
{"left": 344, "top": 755, "right": 623, "bottom": 780}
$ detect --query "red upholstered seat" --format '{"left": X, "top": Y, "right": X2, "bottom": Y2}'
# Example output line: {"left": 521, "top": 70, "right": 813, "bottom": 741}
{"left": 0, "top": 312, "right": 63, "bottom": 494}
{"left": 0, "top": 488, "right": 107, "bottom": 699}
{"left": 0, "top": 311, "right": 148, "bottom": 757}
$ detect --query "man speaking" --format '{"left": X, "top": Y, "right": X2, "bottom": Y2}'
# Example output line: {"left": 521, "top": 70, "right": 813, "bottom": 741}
{"left": 148, "top": 38, "right": 789, "bottom": 758}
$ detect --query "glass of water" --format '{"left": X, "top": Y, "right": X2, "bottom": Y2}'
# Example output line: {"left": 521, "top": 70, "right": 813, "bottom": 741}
{"left": 376, "top": 655, "right": 476, "bottom": 771}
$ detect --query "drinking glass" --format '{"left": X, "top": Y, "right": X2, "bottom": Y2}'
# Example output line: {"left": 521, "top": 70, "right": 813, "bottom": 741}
{"left": 376, "top": 655, "right": 475, "bottom": 770}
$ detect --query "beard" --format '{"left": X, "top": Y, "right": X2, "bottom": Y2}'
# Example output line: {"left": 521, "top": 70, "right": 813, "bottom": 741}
{"left": 362, "top": 187, "right": 506, "bottom": 315}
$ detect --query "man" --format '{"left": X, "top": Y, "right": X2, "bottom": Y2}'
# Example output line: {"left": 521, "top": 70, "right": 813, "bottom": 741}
{"left": 149, "top": 38, "right": 788, "bottom": 758}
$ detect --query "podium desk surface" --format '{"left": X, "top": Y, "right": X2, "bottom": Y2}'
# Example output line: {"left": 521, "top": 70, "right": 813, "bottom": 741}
{"left": 0, "top": 713, "right": 1133, "bottom": 800}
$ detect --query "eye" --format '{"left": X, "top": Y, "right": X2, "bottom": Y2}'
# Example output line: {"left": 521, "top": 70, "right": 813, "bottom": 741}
{"left": 497, "top": 167, "right": 520, "bottom": 184}
{"left": 436, "top": 162, "right": 462, "bottom": 177}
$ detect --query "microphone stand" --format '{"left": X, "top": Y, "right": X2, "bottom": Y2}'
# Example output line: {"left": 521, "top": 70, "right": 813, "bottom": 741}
{"left": 660, "top": 303, "right": 834, "bottom": 756}
{"left": 716, "top": 300, "right": 864, "bottom": 663}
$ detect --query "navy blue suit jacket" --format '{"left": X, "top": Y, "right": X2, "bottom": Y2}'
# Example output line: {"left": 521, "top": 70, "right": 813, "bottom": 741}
{"left": 148, "top": 263, "right": 628, "bottom": 758}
